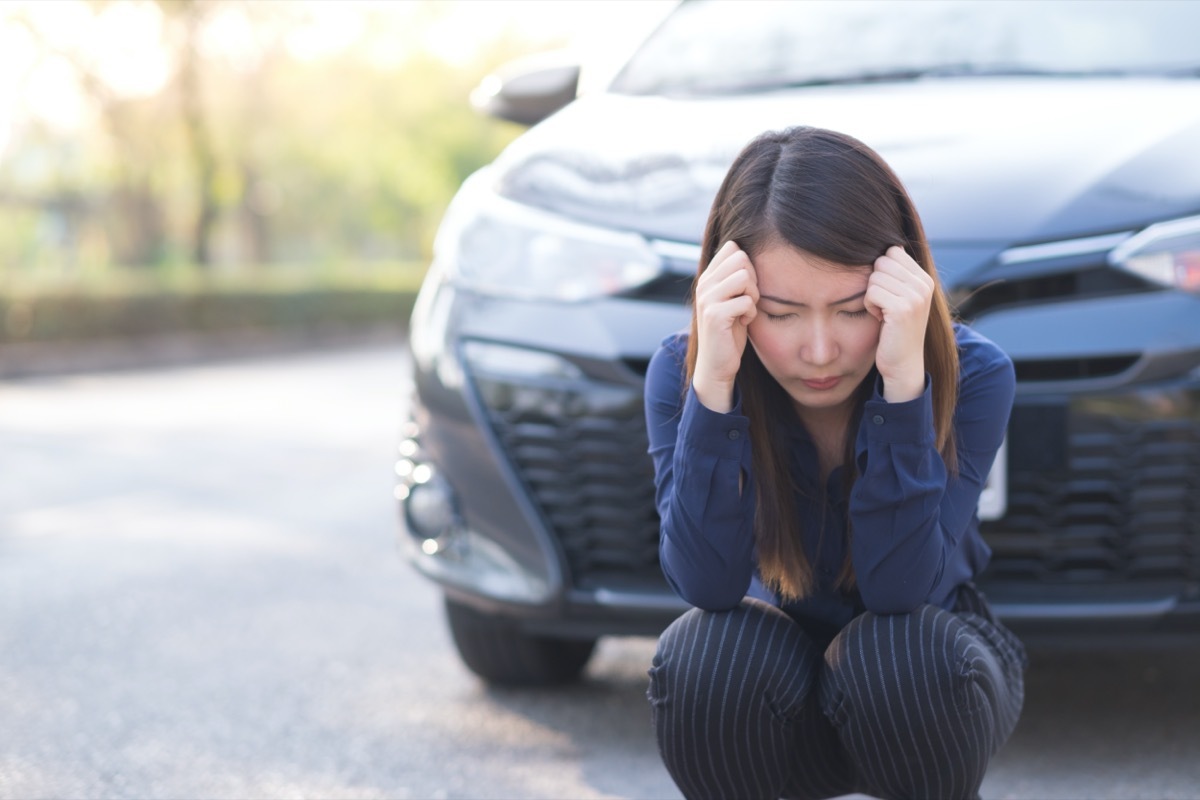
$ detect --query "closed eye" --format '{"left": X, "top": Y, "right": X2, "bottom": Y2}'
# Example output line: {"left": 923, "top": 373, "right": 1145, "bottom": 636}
{"left": 841, "top": 309, "right": 871, "bottom": 319}
{"left": 764, "top": 312, "right": 796, "bottom": 322}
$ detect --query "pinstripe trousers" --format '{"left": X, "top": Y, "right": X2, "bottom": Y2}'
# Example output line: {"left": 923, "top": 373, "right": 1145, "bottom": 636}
{"left": 646, "top": 584, "right": 1027, "bottom": 800}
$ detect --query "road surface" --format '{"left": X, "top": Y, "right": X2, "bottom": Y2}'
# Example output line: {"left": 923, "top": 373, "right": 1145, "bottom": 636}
{"left": 1, "top": 344, "right": 1197, "bottom": 798}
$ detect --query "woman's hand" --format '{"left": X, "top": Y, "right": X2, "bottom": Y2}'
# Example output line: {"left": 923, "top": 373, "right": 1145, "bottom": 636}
{"left": 865, "top": 245, "right": 934, "bottom": 403}
{"left": 692, "top": 241, "right": 759, "bottom": 413}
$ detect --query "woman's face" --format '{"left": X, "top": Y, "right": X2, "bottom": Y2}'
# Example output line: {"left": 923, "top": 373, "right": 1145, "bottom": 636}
{"left": 747, "top": 243, "right": 882, "bottom": 415}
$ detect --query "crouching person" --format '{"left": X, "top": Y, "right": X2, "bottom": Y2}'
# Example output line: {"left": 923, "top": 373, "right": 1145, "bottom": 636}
{"left": 643, "top": 126, "right": 1027, "bottom": 800}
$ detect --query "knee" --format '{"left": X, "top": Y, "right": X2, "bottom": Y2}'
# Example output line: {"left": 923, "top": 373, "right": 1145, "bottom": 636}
{"left": 823, "top": 606, "right": 978, "bottom": 722}
{"left": 649, "top": 599, "right": 821, "bottom": 718}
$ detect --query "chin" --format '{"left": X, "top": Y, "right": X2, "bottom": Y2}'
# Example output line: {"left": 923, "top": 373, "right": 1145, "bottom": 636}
{"left": 786, "top": 385, "right": 856, "bottom": 410}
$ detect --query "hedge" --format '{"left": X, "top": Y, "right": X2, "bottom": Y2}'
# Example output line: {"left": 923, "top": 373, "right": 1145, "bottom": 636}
{"left": 0, "top": 288, "right": 419, "bottom": 345}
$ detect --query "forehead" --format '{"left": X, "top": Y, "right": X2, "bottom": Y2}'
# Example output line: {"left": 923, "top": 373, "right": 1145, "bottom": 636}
{"left": 753, "top": 244, "right": 871, "bottom": 303}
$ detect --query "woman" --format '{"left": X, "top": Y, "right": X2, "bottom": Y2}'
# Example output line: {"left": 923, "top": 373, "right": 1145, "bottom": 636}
{"left": 643, "top": 126, "right": 1027, "bottom": 800}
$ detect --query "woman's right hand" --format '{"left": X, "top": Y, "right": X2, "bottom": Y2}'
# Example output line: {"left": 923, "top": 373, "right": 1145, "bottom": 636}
{"left": 692, "top": 241, "right": 759, "bottom": 413}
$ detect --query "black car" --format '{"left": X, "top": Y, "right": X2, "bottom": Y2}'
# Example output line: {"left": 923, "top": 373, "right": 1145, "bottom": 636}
{"left": 396, "top": 0, "right": 1200, "bottom": 685}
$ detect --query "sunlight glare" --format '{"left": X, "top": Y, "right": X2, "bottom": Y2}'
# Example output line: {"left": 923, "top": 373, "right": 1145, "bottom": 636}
{"left": 0, "top": 0, "right": 678, "bottom": 136}
{"left": 0, "top": 0, "right": 168, "bottom": 132}
{"left": 285, "top": 1, "right": 369, "bottom": 62}
{"left": 90, "top": 1, "right": 169, "bottom": 98}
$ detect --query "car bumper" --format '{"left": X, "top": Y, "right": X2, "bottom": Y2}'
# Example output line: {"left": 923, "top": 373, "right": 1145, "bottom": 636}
{"left": 399, "top": 281, "right": 1200, "bottom": 637}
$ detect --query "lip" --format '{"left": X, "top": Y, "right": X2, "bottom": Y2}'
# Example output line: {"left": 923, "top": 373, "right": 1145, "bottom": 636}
{"left": 802, "top": 376, "right": 842, "bottom": 391}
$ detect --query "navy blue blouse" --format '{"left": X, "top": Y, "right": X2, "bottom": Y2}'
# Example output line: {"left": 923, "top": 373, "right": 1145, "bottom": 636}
{"left": 644, "top": 323, "right": 1015, "bottom": 635}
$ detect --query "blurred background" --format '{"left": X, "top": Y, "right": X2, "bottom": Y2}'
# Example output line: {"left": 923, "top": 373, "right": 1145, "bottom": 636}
{"left": 5, "top": 3, "right": 1200, "bottom": 799}
{"left": 0, "top": 0, "right": 670, "bottom": 365}
{"left": 1, "top": 5, "right": 691, "bottom": 799}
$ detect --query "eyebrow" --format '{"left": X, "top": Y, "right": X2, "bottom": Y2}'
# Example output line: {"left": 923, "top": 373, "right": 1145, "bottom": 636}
{"left": 759, "top": 290, "right": 867, "bottom": 307}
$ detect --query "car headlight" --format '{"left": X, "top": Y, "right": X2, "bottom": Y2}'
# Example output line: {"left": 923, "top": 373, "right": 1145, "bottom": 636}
{"left": 433, "top": 168, "right": 664, "bottom": 302}
{"left": 1109, "top": 214, "right": 1200, "bottom": 293}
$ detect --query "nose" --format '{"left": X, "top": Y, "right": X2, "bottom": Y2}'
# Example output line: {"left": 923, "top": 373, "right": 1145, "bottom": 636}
{"left": 803, "top": 318, "right": 838, "bottom": 366}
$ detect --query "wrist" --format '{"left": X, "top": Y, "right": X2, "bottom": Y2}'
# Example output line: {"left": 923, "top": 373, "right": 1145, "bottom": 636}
{"left": 692, "top": 375, "right": 736, "bottom": 414}
{"left": 880, "top": 370, "right": 925, "bottom": 404}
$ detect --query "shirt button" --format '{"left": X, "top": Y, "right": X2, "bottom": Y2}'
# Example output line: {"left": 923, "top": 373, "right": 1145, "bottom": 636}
{"left": 872, "top": 414, "right": 884, "bottom": 425}
{"left": 727, "top": 429, "right": 741, "bottom": 440}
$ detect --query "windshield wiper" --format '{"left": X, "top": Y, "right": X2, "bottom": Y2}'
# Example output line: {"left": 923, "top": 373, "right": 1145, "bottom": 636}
{"left": 687, "top": 68, "right": 930, "bottom": 95}
{"left": 1160, "top": 64, "right": 1200, "bottom": 77}
{"left": 685, "top": 63, "right": 1132, "bottom": 95}
{"left": 920, "top": 62, "right": 1142, "bottom": 79}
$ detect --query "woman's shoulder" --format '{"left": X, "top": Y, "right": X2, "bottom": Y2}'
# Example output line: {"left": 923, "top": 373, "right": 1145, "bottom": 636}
{"left": 953, "top": 321, "right": 1015, "bottom": 391}
{"left": 954, "top": 322, "right": 1013, "bottom": 373}
{"left": 644, "top": 330, "right": 690, "bottom": 406}
{"left": 648, "top": 331, "right": 689, "bottom": 374}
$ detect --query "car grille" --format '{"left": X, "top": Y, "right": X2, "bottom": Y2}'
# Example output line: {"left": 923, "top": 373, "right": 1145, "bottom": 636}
{"left": 982, "top": 394, "right": 1200, "bottom": 586}
{"left": 474, "top": 369, "right": 1200, "bottom": 597}
{"left": 952, "top": 265, "right": 1154, "bottom": 319}
{"left": 471, "top": 373, "right": 665, "bottom": 591}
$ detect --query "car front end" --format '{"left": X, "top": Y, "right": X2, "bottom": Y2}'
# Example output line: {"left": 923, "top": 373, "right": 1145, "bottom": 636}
{"left": 396, "top": 0, "right": 1200, "bottom": 683}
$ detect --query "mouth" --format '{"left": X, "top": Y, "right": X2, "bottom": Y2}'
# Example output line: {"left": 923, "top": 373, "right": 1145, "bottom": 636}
{"left": 802, "top": 376, "right": 842, "bottom": 391}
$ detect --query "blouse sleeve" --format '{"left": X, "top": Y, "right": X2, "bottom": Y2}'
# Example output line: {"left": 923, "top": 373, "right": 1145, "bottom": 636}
{"left": 643, "top": 337, "right": 756, "bottom": 610}
{"left": 848, "top": 338, "right": 1015, "bottom": 614}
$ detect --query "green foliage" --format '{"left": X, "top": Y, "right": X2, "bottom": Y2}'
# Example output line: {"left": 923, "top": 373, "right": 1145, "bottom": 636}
{"left": 0, "top": 0, "right": 539, "bottom": 284}
{"left": 0, "top": 1, "right": 578, "bottom": 350}
{"left": 0, "top": 287, "right": 419, "bottom": 344}
{"left": 0, "top": 209, "right": 42, "bottom": 269}
{"left": 0, "top": 261, "right": 425, "bottom": 344}
{"left": 259, "top": 51, "right": 517, "bottom": 262}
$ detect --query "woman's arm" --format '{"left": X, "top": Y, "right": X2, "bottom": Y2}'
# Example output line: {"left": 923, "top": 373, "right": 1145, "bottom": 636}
{"left": 645, "top": 337, "right": 756, "bottom": 610}
{"left": 644, "top": 241, "right": 763, "bottom": 609}
{"left": 848, "top": 333, "right": 1015, "bottom": 613}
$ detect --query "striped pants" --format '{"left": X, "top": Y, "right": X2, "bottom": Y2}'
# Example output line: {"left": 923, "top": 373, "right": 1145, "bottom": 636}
{"left": 646, "top": 584, "right": 1027, "bottom": 800}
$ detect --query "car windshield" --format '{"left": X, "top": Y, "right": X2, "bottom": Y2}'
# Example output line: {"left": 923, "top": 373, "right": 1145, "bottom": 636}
{"left": 610, "top": 0, "right": 1200, "bottom": 96}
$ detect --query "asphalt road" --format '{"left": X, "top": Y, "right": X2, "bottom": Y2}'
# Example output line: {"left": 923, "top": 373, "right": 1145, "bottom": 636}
{"left": 1, "top": 343, "right": 1198, "bottom": 800}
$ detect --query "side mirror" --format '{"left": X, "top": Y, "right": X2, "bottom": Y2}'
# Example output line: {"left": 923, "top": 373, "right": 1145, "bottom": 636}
{"left": 470, "top": 52, "right": 581, "bottom": 127}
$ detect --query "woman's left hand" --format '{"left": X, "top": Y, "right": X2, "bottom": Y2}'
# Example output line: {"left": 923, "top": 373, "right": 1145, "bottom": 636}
{"left": 864, "top": 245, "right": 934, "bottom": 403}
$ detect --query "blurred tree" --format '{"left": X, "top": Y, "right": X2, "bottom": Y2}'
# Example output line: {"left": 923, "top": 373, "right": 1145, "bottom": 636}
{"left": 10, "top": 3, "right": 170, "bottom": 267}
{"left": 0, "top": 0, "right": 543, "bottom": 278}
{"left": 161, "top": 0, "right": 219, "bottom": 268}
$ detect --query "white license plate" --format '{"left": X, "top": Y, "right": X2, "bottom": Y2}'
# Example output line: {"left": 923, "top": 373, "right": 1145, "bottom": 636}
{"left": 977, "top": 436, "right": 1007, "bottom": 521}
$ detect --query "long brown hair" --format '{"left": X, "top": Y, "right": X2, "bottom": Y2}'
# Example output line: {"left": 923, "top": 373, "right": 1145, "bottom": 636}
{"left": 684, "top": 127, "right": 959, "bottom": 602}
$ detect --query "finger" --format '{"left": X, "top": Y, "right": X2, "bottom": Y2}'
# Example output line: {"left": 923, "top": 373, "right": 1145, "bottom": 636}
{"left": 874, "top": 253, "right": 922, "bottom": 281}
{"left": 871, "top": 261, "right": 933, "bottom": 302}
{"left": 865, "top": 277, "right": 918, "bottom": 313}
{"left": 738, "top": 303, "right": 758, "bottom": 328}
{"left": 727, "top": 295, "right": 757, "bottom": 326}
{"left": 713, "top": 239, "right": 738, "bottom": 263}
{"left": 699, "top": 267, "right": 754, "bottom": 309}
{"left": 704, "top": 241, "right": 747, "bottom": 279}
{"left": 868, "top": 269, "right": 924, "bottom": 300}
{"left": 700, "top": 294, "right": 756, "bottom": 330}
{"left": 742, "top": 250, "right": 758, "bottom": 290}
{"left": 703, "top": 240, "right": 736, "bottom": 277}
{"left": 862, "top": 285, "right": 886, "bottom": 322}
{"left": 698, "top": 253, "right": 751, "bottom": 296}
{"left": 743, "top": 259, "right": 759, "bottom": 305}
{"left": 881, "top": 245, "right": 923, "bottom": 272}
{"left": 877, "top": 246, "right": 934, "bottom": 288}
{"left": 865, "top": 279, "right": 929, "bottom": 326}
{"left": 716, "top": 264, "right": 754, "bottom": 296}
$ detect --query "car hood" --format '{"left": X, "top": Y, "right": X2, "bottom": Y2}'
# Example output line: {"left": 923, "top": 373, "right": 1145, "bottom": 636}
{"left": 492, "top": 77, "right": 1200, "bottom": 252}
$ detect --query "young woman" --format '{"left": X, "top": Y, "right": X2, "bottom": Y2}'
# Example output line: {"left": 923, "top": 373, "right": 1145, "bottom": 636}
{"left": 643, "top": 126, "right": 1027, "bottom": 800}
